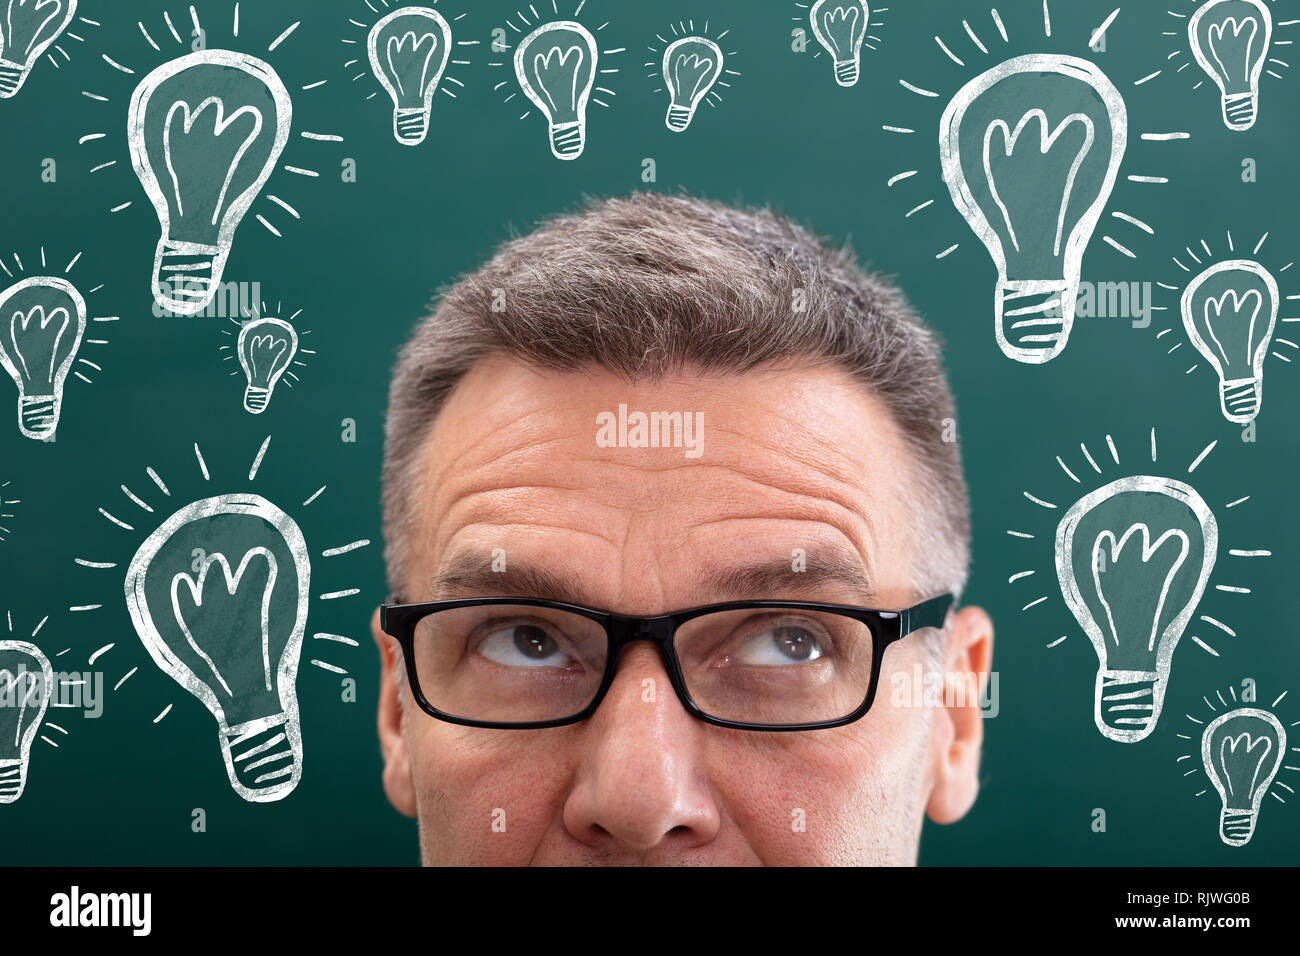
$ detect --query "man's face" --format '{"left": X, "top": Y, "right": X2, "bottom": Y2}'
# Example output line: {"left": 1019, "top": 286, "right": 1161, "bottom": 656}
{"left": 374, "top": 356, "right": 992, "bottom": 865}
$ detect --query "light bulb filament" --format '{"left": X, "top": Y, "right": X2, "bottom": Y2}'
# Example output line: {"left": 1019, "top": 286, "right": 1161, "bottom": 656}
{"left": 983, "top": 110, "right": 1095, "bottom": 258}
{"left": 246, "top": 334, "right": 289, "bottom": 382}
{"left": 386, "top": 31, "right": 439, "bottom": 97}
{"left": 1218, "top": 732, "right": 1272, "bottom": 798}
{"left": 162, "top": 97, "right": 264, "bottom": 227}
{"left": 170, "top": 547, "right": 279, "bottom": 698}
{"left": 9, "top": 305, "right": 72, "bottom": 383}
{"left": 819, "top": 6, "right": 863, "bottom": 55}
{"left": 1091, "top": 524, "right": 1190, "bottom": 653}
{"left": 1202, "top": 289, "right": 1263, "bottom": 364}
{"left": 533, "top": 45, "right": 584, "bottom": 113}
{"left": 671, "top": 53, "right": 714, "bottom": 102}
{"left": 1208, "top": 17, "right": 1260, "bottom": 83}
{"left": 4, "top": 0, "right": 63, "bottom": 58}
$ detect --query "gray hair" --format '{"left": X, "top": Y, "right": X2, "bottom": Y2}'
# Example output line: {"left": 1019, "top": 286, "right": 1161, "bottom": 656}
{"left": 382, "top": 192, "right": 970, "bottom": 603}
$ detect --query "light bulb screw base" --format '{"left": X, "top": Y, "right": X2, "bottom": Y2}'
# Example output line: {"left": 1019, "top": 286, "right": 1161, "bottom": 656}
{"left": 18, "top": 395, "right": 60, "bottom": 441}
{"left": 833, "top": 58, "right": 860, "bottom": 87}
{"left": 392, "top": 108, "right": 430, "bottom": 146}
{"left": 1218, "top": 808, "right": 1257, "bottom": 846}
{"left": 1094, "top": 670, "right": 1161, "bottom": 743}
{"left": 995, "top": 279, "right": 1074, "bottom": 364}
{"left": 242, "top": 386, "right": 272, "bottom": 415}
{"left": 219, "top": 713, "right": 303, "bottom": 803}
{"left": 548, "top": 121, "right": 585, "bottom": 160}
{"left": 1219, "top": 377, "right": 1261, "bottom": 423}
{"left": 152, "top": 240, "right": 222, "bottom": 317}
{"left": 0, "top": 758, "right": 27, "bottom": 803}
{"left": 1221, "top": 92, "right": 1258, "bottom": 131}
{"left": 0, "top": 59, "right": 27, "bottom": 98}
{"left": 665, "top": 104, "right": 696, "bottom": 132}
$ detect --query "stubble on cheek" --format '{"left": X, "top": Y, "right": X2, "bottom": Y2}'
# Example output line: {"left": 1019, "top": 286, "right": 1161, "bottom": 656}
{"left": 409, "top": 729, "right": 489, "bottom": 865}
{"left": 399, "top": 713, "right": 448, "bottom": 864}
{"left": 395, "top": 697, "right": 465, "bottom": 865}
{"left": 408, "top": 720, "right": 571, "bottom": 865}
{"left": 818, "top": 698, "right": 935, "bottom": 865}
{"left": 716, "top": 698, "right": 932, "bottom": 866}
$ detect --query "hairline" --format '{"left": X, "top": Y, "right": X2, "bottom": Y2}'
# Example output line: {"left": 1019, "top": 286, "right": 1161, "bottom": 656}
{"left": 380, "top": 193, "right": 970, "bottom": 618}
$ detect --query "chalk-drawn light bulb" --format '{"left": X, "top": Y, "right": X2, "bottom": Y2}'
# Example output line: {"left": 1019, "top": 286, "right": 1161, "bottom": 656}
{"left": 125, "top": 494, "right": 310, "bottom": 802}
{"left": 237, "top": 317, "right": 297, "bottom": 415}
{"left": 0, "top": 276, "right": 86, "bottom": 441}
{"left": 0, "top": 0, "right": 77, "bottom": 98}
{"left": 514, "top": 20, "right": 597, "bottom": 160}
{"left": 1056, "top": 476, "right": 1217, "bottom": 743}
{"left": 1202, "top": 707, "right": 1284, "bottom": 845}
{"left": 128, "top": 50, "right": 292, "bottom": 317}
{"left": 0, "top": 641, "right": 52, "bottom": 803}
{"left": 1189, "top": 0, "right": 1272, "bottom": 131}
{"left": 941, "top": 55, "right": 1127, "bottom": 364}
{"left": 662, "top": 36, "right": 723, "bottom": 132}
{"left": 368, "top": 6, "right": 452, "bottom": 146}
{"left": 1181, "top": 259, "right": 1277, "bottom": 424}
{"left": 809, "top": 0, "right": 868, "bottom": 87}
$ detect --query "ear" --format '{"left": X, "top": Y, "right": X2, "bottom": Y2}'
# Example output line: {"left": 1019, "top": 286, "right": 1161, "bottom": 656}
{"left": 926, "top": 604, "right": 994, "bottom": 824}
{"left": 372, "top": 606, "right": 417, "bottom": 818}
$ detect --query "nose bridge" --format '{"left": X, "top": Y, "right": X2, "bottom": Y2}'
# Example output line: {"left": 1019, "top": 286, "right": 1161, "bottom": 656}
{"left": 594, "top": 613, "right": 687, "bottom": 729}
{"left": 563, "top": 612, "right": 722, "bottom": 854}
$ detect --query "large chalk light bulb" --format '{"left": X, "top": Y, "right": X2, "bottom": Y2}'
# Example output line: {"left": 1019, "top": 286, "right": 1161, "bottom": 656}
{"left": 1056, "top": 476, "right": 1217, "bottom": 743}
{"left": 514, "top": 20, "right": 598, "bottom": 160}
{"left": 1189, "top": 0, "right": 1272, "bottom": 131}
{"left": 661, "top": 36, "right": 723, "bottom": 132}
{"left": 809, "top": 0, "right": 868, "bottom": 87}
{"left": 0, "top": 641, "right": 52, "bottom": 803}
{"left": 367, "top": 6, "right": 452, "bottom": 146}
{"left": 0, "top": 0, "right": 78, "bottom": 98}
{"left": 125, "top": 494, "right": 309, "bottom": 802}
{"left": 128, "top": 50, "right": 292, "bottom": 316}
{"left": 0, "top": 276, "right": 86, "bottom": 441}
{"left": 941, "top": 54, "right": 1127, "bottom": 364}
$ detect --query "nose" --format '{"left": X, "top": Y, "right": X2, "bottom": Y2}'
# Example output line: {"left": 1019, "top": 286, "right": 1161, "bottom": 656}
{"left": 562, "top": 643, "right": 721, "bottom": 856}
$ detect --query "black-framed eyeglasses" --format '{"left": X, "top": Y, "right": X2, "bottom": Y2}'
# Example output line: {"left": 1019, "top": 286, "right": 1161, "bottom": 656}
{"left": 379, "top": 594, "right": 953, "bottom": 732}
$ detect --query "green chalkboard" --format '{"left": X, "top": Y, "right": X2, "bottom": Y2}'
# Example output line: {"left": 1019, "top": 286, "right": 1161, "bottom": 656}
{"left": 0, "top": 0, "right": 1297, "bottom": 865}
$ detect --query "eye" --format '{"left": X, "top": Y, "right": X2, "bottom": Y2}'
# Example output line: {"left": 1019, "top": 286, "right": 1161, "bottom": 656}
{"left": 729, "top": 623, "right": 826, "bottom": 666}
{"left": 475, "top": 622, "right": 576, "bottom": 669}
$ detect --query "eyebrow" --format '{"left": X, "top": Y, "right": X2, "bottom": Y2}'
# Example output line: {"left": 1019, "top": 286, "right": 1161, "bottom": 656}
{"left": 420, "top": 549, "right": 874, "bottom": 609}
{"left": 428, "top": 562, "right": 600, "bottom": 606}
{"left": 704, "top": 552, "right": 874, "bottom": 604}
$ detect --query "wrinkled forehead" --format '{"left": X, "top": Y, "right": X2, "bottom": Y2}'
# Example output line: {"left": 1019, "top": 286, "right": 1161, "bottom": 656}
{"left": 403, "top": 356, "right": 923, "bottom": 608}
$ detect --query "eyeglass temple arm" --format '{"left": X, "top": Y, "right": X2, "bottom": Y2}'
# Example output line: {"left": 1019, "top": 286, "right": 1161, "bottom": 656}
{"left": 379, "top": 598, "right": 407, "bottom": 636}
{"left": 901, "top": 593, "right": 955, "bottom": 636}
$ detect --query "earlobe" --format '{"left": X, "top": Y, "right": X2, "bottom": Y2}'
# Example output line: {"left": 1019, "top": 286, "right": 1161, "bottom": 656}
{"left": 372, "top": 607, "right": 418, "bottom": 818}
{"left": 926, "top": 605, "right": 994, "bottom": 825}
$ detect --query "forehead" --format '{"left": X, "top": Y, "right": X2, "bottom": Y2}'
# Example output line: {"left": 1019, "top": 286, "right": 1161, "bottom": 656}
{"left": 404, "top": 356, "right": 923, "bottom": 609}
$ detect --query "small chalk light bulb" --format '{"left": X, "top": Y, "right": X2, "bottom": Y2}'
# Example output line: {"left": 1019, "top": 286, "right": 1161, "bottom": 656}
{"left": 237, "top": 317, "right": 298, "bottom": 415}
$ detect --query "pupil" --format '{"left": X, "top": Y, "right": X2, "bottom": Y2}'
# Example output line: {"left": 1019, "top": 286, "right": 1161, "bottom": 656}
{"left": 513, "top": 625, "right": 554, "bottom": 658}
{"left": 778, "top": 627, "right": 815, "bottom": 660}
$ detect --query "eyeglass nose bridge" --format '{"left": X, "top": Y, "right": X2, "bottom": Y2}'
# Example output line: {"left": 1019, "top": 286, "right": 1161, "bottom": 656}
{"left": 598, "top": 613, "right": 700, "bottom": 720}
{"left": 606, "top": 612, "right": 677, "bottom": 651}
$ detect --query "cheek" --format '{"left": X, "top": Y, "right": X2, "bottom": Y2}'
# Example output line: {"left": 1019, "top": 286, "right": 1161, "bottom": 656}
{"left": 709, "top": 701, "right": 931, "bottom": 864}
{"left": 406, "top": 721, "right": 573, "bottom": 863}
